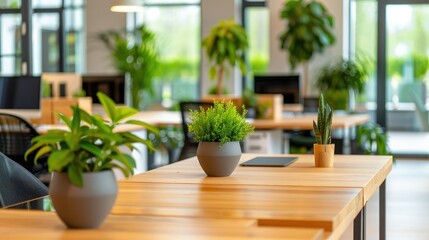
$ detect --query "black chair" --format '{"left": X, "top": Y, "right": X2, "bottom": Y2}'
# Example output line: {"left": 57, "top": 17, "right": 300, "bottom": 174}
{"left": 0, "top": 113, "right": 50, "bottom": 184}
{"left": 178, "top": 101, "right": 214, "bottom": 161}
{"left": 0, "top": 152, "right": 48, "bottom": 207}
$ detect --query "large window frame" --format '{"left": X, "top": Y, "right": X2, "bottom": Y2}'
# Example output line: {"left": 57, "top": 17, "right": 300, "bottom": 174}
{"left": 0, "top": 0, "right": 83, "bottom": 75}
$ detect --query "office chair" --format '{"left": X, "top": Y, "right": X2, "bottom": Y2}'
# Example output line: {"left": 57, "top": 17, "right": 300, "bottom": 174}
{"left": 178, "top": 101, "right": 214, "bottom": 161}
{"left": 0, "top": 113, "right": 50, "bottom": 184}
{"left": 0, "top": 152, "right": 48, "bottom": 207}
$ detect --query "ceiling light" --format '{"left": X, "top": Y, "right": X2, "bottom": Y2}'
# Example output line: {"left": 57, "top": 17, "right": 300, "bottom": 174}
{"left": 110, "top": 0, "right": 144, "bottom": 13}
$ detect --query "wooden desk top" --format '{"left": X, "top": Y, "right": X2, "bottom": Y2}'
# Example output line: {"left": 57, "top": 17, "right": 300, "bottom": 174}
{"left": 0, "top": 210, "right": 324, "bottom": 240}
{"left": 113, "top": 182, "right": 361, "bottom": 239}
{"left": 35, "top": 112, "right": 369, "bottom": 134}
{"left": 123, "top": 154, "right": 392, "bottom": 203}
{"left": 251, "top": 114, "right": 370, "bottom": 130}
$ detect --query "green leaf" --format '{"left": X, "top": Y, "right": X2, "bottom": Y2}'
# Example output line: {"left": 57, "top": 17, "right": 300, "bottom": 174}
{"left": 115, "top": 107, "right": 138, "bottom": 122}
{"left": 123, "top": 119, "right": 160, "bottom": 135}
{"left": 48, "top": 150, "right": 75, "bottom": 172}
{"left": 56, "top": 113, "right": 72, "bottom": 128}
{"left": 97, "top": 92, "right": 117, "bottom": 122}
{"left": 33, "top": 146, "right": 52, "bottom": 164}
{"left": 79, "top": 142, "right": 103, "bottom": 159}
{"left": 67, "top": 162, "right": 83, "bottom": 187}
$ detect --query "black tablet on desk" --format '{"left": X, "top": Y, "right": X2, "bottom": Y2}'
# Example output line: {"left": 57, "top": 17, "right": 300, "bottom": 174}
{"left": 240, "top": 157, "right": 298, "bottom": 167}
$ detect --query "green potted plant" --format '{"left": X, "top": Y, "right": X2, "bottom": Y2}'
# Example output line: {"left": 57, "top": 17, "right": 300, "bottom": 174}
{"left": 312, "top": 94, "right": 334, "bottom": 167}
{"left": 25, "top": 92, "right": 159, "bottom": 229}
{"left": 315, "top": 58, "right": 369, "bottom": 111}
{"left": 97, "top": 25, "right": 160, "bottom": 110}
{"left": 279, "top": 0, "right": 335, "bottom": 85}
{"left": 202, "top": 19, "right": 248, "bottom": 96}
{"left": 356, "top": 122, "right": 393, "bottom": 160}
{"left": 188, "top": 100, "right": 254, "bottom": 176}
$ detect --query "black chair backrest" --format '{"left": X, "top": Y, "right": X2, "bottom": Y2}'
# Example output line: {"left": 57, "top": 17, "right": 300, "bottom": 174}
{"left": 0, "top": 113, "right": 43, "bottom": 173}
{"left": 0, "top": 152, "right": 48, "bottom": 207}
{"left": 179, "top": 101, "right": 214, "bottom": 145}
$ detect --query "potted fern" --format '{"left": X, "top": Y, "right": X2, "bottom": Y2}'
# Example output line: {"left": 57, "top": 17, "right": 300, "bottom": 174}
{"left": 202, "top": 19, "right": 248, "bottom": 96}
{"left": 25, "top": 92, "right": 159, "bottom": 228}
{"left": 312, "top": 94, "right": 334, "bottom": 167}
{"left": 188, "top": 100, "right": 254, "bottom": 176}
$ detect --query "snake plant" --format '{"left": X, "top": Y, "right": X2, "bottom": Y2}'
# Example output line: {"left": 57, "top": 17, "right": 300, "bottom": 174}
{"left": 313, "top": 94, "right": 333, "bottom": 144}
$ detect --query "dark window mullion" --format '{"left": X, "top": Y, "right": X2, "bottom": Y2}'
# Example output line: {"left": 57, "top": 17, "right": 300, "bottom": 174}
{"left": 21, "top": 0, "right": 32, "bottom": 75}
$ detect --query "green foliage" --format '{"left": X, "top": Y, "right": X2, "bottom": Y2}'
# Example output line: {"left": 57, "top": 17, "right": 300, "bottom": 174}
{"left": 188, "top": 100, "right": 254, "bottom": 146}
{"left": 316, "top": 58, "right": 369, "bottom": 94}
{"left": 41, "top": 80, "right": 51, "bottom": 98}
{"left": 25, "top": 92, "right": 159, "bottom": 188}
{"left": 96, "top": 25, "right": 160, "bottom": 110}
{"left": 242, "top": 88, "right": 259, "bottom": 108}
{"left": 357, "top": 122, "right": 393, "bottom": 159}
{"left": 202, "top": 19, "right": 248, "bottom": 94}
{"left": 279, "top": 0, "right": 336, "bottom": 69}
{"left": 72, "top": 89, "right": 86, "bottom": 98}
{"left": 388, "top": 53, "right": 429, "bottom": 81}
{"left": 208, "top": 85, "right": 229, "bottom": 95}
{"left": 312, "top": 94, "right": 333, "bottom": 144}
{"left": 159, "top": 58, "right": 199, "bottom": 83}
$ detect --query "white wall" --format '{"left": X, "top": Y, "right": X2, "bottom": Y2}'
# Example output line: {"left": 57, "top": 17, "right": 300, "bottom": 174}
{"left": 268, "top": 0, "right": 346, "bottom": 97}
{"left": 85, "top": 0, "right": 126, "bottom": 74}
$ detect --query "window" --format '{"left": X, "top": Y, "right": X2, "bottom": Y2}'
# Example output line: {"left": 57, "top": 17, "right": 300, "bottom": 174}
{"left": 242, "top": 0, "right": 269, "bottom": 89}
{"left": 0, "top": 0, "right": 84, "bottom": 75}
{"left": 130, "top": 1, "right": 201, "bottom": 106}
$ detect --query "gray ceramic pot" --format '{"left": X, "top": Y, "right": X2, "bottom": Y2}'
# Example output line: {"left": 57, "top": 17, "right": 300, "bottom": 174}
{"left": 196, "top": 141, "right": 241, "bottom": 177}
{"left": 49, "top": 170, "right": 118, "bottom": 228}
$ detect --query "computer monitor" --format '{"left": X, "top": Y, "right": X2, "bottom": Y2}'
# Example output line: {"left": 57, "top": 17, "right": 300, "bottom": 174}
{"left": 254, "top": 74, "right": 301, "bottom": 104}
{"left": 0, "top": 76, "right": 41, "bottom": 109}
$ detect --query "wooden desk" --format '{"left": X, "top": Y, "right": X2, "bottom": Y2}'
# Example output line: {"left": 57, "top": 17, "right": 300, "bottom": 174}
{"left": 113, "top": 182, "right": 362, "bottom": 239}
{"left": 122, "top": 154, "right": 392, "bottom": 239}
{"left": 0, "top": 210, "right": 324, "bottom": 239}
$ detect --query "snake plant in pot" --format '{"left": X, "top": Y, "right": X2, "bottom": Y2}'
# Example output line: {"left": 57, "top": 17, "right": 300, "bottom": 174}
{"left": 312, "top": 94, "right": 334, "bottom": 167}
{"left": 25, "top": 92, "right": 159, "bottom": 229}
{"left": 188, "top": 100, "right": 254, "bottom": 176}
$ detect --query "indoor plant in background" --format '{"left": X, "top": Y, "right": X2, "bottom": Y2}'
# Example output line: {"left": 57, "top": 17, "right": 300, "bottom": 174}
{"left": 202, "top": 19, "right": 248, "bottom": 96}
{"left": 312, "top": 94, "right": 334, "bottom": 167}
{"left": 279, "top": 0, "right": 335, "bottom": 89}
{"left": 188, "top": 100, "right": 254, "bottom": 176}
{"left": 97, "top": 25, "right": 160, "bottom": 110}
{"left": 25, "top": 92, "right": 159, "bottom": 228}
{"left": 315, "top": 58, "right": 369, "bottom": 111}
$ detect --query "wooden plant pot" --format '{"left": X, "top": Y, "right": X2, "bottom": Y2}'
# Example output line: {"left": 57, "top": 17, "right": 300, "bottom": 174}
{"left": 314, "top": 144, "right": 335, "bottom": 168}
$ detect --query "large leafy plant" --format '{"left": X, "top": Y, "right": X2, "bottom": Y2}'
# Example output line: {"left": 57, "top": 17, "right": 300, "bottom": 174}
{"left": 188, "top": 100, "right": 254, "bottom": 146}
{"left": 202, "top": 19, "right": 248, "bottom": 95}
{"left": 25, "top": 92, "right": 159, "bottom": 187}
{"left": 312, "top": 94, "right": 333, "bottom": 144}
{"left": 97, "top": 25, "right": 160, "bottom": 110}
{"left": 279, "top": 0, "right": 335, "bottom": 69}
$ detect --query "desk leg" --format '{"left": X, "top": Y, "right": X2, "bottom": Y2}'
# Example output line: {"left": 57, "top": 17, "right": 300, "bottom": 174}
{"left": 380, "top": 180, "right": 386, "bottom": 240}
{"left": 353, "top": 206, "right": 365, "bottom": 240}
{"left": 343, "top": 127, "right": 351, "bottom": 154}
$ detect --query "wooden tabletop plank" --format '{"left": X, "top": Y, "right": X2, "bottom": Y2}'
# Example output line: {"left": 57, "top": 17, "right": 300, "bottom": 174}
{"left": 114, "top": 182, "right": 362, "bottom": 236}
{"left": 124, "top": 154, "right": 392, "bottom": 203}
{"left": 0, "top": 209, "right": 324, "bottom": 240}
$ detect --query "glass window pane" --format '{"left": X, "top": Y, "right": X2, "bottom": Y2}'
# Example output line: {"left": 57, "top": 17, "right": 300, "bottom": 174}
{"left": 350, "top": 0, "right": 377, "bottom": 105}
{"left": 245, "top": 7, "right": 269, "bottom": 88}
{"left": 65, "top": 7, "right": 84, "bottom": 73}
{"left": 1, "top": 56, "right": 21, "bottom": 75}
{"left": 137, "top": 5, "right": 201, "bottom": 103}
{"left": 0, "top": 14, "right": 21, "bottom": 55}
{"left": 32, "top": 0, "right": 61, "bottom": 8}
{"left": 0, "top": 0, "right": 21, "bottom": 8}
{"left": 65, "top": 0, "right": 83, "bottom": 7}
{"left": 32, "top": 13, "right": 60, "bottom": 75}
{"left": 386, "top": 5, "right": 429, "bottom": 105}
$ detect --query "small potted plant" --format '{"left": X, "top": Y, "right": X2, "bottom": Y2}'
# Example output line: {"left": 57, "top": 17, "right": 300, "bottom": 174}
{"left": 312, "top": 94, "right": 334, "bottom": 167}
{"left": 242, "top": 88, "right": 259, "bottom": 119}
{"left": 202, "top": 19, "right": 248, "bottom": 96}
{"left": 188, "top": 100, "right": 254, "bottom": 176}
{"left": 25, "top": 92, "right": 159, "bottom": 228}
